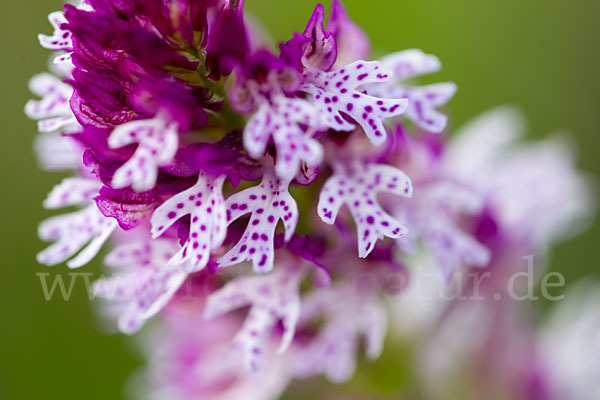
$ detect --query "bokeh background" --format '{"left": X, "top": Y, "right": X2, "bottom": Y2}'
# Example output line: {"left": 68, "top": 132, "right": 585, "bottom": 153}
{"left": 0, "top": 0, "right": 598, "bottom": 399}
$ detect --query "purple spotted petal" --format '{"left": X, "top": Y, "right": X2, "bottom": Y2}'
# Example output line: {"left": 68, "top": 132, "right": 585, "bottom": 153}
{"left": 243, "top": 95, "right": 323, "bottom": 180}
{"left": 38, "top": 2, "right": 92, "bottom": 64}
{"left": 363, "top": 49, "right": 456, "bottom": 132}
{"left": 219, "top": 168, "right": 299, "bottom": 273}
{"left": 293, "top": 284, "right": 387, "bottom": 383}
{"left": 301, "top": 60, "right": 408, "bottom": 145}
{"left": 204, "top": 262, "right": 305, "bottom": 371}
{"left": 401, "top": 83, "right": 457, "bottom": 133}
{"left": 108, "top": 113, "right": 179, "bottom": 192}
{"left": 25, "top": 73, "right": 71, "bottom": 119}
{"left": 367, "top": 82, "right": 457, "bottom": 133}
{"left": 93, "top": 239, "right": 185, "bottom": 333}
{"left": 37, "top": 204, "right": 117, "bottom": 268}
{"left": 318, "top": 162, "right": 412, "bottom": 257}
{"left": 151, "top": 173, "right": 226, "bottom": 272}
{"left": 54, "top": 53, "right": 73, "bottom": 64}
{"left": 25, "top": 73, "right": 79, "bottom": 133}
{"left": 43, "top": 177, "right": 101, "bottom": 209}
{"left": 38, "top": 11, "right": 73, "bottom": 54}
{"left": 378, "top": 49, "right": 443, "bottom": 81}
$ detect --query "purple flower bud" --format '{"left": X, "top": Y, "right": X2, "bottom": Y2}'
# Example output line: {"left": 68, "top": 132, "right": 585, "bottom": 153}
{"left": 206, "top": 0, "right": 249, "bottom": 80}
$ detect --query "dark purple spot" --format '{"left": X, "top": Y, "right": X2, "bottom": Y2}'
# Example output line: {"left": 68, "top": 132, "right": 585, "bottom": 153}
{"left": 258, "top": 254, "right": 267, "bottom": 266}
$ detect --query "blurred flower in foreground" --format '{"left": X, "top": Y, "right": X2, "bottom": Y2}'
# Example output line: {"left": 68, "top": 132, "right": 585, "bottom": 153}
{"left": 392, "top": 109, "right": 594, "bottom": 400}
{"left": 540, "top": 281, "right": 600, "bottom": 400}
{"left": 26, "top": 1, "right": 595, "bottom": 399}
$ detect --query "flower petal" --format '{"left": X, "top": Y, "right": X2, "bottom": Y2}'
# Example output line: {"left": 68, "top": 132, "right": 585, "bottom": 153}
{"left": 293, "top": 284, "right": 387, "bottom": 383}
{"left": 219, "top": 168, "right": 299, "bottom": 273}
{"left": 151, "top": 173, "right": 227, "bottom": 272}
{"left": 318, "top": 162, "right": 412, "bottom": 257}
{"left": 93, "top": 240, "right": 185, "bottom": 333}
{"left": 204, "top": 262, "right": 305, "bottom": 370}
{"left": 25, "top": 72, "right": 79, "bottom": 133}
{"left": 302, "top": 61, "right": 408, "bottom": 145}
{"left": 363, "top": 49, "right": 456, "bottom": 132}
{"left": 109, "top": 113, "right": 179, "bottom": 192}
{"left": 398, "top": 182, "right": 491, "bottom": 278}
{"left": 37, "top": 204, "right": 117, "bottom": 268}
{"left": 38, "top": 11, "right": 72, "bottom": 52}
{"left": 43, "top": 177, "right": 101, "bottom": 209}
{"left": 243, "top": 96, "right": 323, "bottom": 180}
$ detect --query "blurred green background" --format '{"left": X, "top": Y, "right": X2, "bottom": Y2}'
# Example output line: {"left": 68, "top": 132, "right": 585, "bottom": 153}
{"left": 0, "top": 0, "right": 598, "bottom": 399}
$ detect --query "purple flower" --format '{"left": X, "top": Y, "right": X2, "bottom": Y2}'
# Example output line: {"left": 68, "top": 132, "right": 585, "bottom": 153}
{"left": 26, "top": 1, "right": 595, "bottom": 399}
{"left": 280, "top": 4, "right": 337, "bottom": 72}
